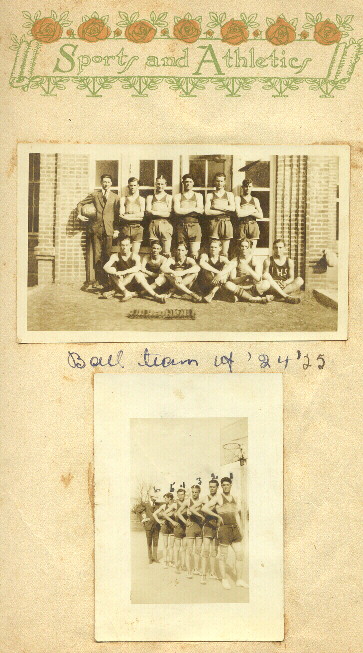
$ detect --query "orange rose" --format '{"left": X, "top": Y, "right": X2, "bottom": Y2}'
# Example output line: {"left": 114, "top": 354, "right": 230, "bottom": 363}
{"left": 221, "top": 19, "right": 249, "bottom": 45}
{"left": 125, "top": 20, "right": 156, "bottom": 43}
{"left": 266, "top": 17, "right": 296, "bottom": 46}
{"left": 78, "top": 18, "right": 111, "bottom": 42}
{"left": 314, "top": 20, "right": 341, "bottom": 45}
{"left": 31, "top": 17, "right": 62, "bottom": 43}
{"left": 173, "top": 19, "right": 201, "bottom": 43}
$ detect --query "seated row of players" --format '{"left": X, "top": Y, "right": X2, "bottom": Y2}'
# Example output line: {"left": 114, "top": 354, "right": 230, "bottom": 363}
{"left": 103, "top": 236, "right": 303, "bottom": 304}
{"left": 113, "top": 173, "right": 262, "bottom": 257}
{"left": 143, "top": 477, "right": 247, "bottom": 590}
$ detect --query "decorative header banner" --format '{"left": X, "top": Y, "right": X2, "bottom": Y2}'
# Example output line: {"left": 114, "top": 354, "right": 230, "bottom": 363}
{"left": 9, "top": 10, "right": 363, "bottom": 97}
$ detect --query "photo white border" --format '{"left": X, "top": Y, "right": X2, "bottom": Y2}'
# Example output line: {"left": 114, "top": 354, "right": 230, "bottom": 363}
{"left": 94, "top": 373, "right": 283, "bottom": 641}
{"left": 17, "top": 143, "right": 349, "bottom": 343}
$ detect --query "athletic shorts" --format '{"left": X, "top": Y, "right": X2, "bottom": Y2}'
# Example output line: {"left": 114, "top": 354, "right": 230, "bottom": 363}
{"left": 203, "top": 523, "right": 218, "bottom": 539}
{"left": 119, "top": 223, "right": 144, "bottom": 242}
{"left": 177, "top": 221, "right": 202, "bottom": 244}
{"left": 173, "top": 523, "right": 186, "bottom": 539}
{"left": 237, "top": 219, "right": 260, "bottom": 241}
{"left": 185, "top": 521, "right": 203, "bottom": 538}
{"left": 208, "top": 217, "right": 233, "bottom": 240}
{"left": 233, "top": 277, "right": 261, "bottom": 297}
{"left": 149, "top": 219, "right": 173, "bottom": 243}
{"left": 218, "top": 524, "right": 242, "bottom": 546}
{"left": 273, "top": 279, "right": 287, "bottom": 289}
{"left": 161, "top": 521, "right": 173, "bottom": 535}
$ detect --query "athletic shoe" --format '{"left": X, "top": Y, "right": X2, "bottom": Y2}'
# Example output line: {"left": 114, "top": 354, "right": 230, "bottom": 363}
{"left": 200, "top": 575, "right": 207, "bottom": 584}
{"left": 187, "top": 572, "right": 193, "bottom": 579}
{"left": 285, "top": 296, "right": 301, "bottom": 304}
{"left": 99, "top": 289, "right": 115, "bottom": 299}
{"left": 154, "top": 294, "right": 166, "bottom": 304}
{"left": 236, "top": 579, "right": 249, "bottom": 588}
{"left": 209, "top": 573, "right": 219, "bottom": 580}
{"left": 222, "top": 578, "right": 231, "bottom": 590}
{"left": 193, "top": 568, "right": 201, "bottom": 575}
{"left": 162, "top": 562, "right": 168, "bottom": 569}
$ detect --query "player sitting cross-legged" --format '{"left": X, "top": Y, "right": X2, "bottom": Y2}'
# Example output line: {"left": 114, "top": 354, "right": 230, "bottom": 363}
{"left": 262, "top": 239, "right": 303, "bottom": 304}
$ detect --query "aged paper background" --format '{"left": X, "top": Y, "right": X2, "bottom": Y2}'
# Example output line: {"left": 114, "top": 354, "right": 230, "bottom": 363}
{"left": 0, "top": 1, "right": 362, "bottom": 652}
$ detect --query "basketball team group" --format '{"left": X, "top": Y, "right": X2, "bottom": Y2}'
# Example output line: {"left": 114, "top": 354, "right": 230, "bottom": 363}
{"left": 78, "top": 172, "right": 303, "bottom": 305}
{"left": 134, "top": 476, "right": 247, "bottom": 591}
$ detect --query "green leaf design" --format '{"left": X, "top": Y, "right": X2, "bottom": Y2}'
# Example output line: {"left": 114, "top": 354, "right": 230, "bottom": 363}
{"left": 60, "top": 11, "right": 69, "bottom": 21}
{"left": 150, "top": 11, "right": 156, "bottom": 22}
{"left": 34, "top": 10, "right": 41, "bottom": 20}
{"left": 50, "top": 10, "right": 57, "bottom": 20}
{"left": 101, "top": 15, "right": 109, "bottom": 23}
{"left": 91, "top": 12, "right": 99, "bottom": 19}
{"left": 22, "top": 11, "right": 32, "bottom": 19}
{"left": 207, "top": 13, "right": 219, "bottom": 28}
{"left": 336, "top": 14, "right": 342, "bottom": 25}
{"left": 184, "top": 13, "right": 192, "bottom": 20}
{"left": 316, "top": 13, "right": 322, "bottom": 22}
{"left": 129, "top": 12, "right": 139, "bottom": 23}
{"left": 344, "top": 15, "right": 354, "bottom": 24}
{"left": 174, "top": 16, "right": 182, "bottom": 24}
{"left": 302, "top": 22, "right": 314, "bottom": 29}
{"left": 290, "top": 18, "right": 298, "bottom": 28}
{"left": 266, "top": 17, "right": 275, "bottom": 26}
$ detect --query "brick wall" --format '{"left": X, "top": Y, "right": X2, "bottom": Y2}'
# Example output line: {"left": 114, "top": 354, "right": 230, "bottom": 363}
{"left": 305, "top": 156, "right": 338, "bottom": 290}
{"left": 54, "top": 154, "right": 90, "bottom": 283}
{"left": 34, "top": 154, "right": 57, "bottom": 284}
{"left": 275, "top": 155, "right": 307, "bottom": 279}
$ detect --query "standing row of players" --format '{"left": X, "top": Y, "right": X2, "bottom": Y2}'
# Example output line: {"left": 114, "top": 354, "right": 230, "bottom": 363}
{"left": 136, "top": 477, "right": 248, "bottom": 590}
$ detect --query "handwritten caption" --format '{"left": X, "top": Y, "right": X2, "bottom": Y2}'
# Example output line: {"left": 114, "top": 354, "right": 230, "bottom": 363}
{"left": 67, "top": 347, "right": 326, "bottom": 373}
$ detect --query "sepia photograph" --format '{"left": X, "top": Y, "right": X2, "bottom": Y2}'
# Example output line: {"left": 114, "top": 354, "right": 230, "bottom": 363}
{"left": 94, "top": 373, "right": 283, "bottom": 641}
{"left": 130, "top": 417, "right": 249, "bottom": 603}
{"left": 18, "top": 143, "right": 348, "bottom": 342}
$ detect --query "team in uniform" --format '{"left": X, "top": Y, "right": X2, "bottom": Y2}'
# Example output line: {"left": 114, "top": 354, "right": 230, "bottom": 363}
{"left": 135, "top": 477, "right": 248, "bottom": 591}
{"left": 80, "top": 172, "right": 303, "bottom": 304}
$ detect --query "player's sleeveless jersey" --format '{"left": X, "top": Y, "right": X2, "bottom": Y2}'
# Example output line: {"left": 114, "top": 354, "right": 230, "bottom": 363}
{"left": 170, "top": 258, "right": 191, "bottom": 273}
{"left": 124, "top": 194, "right": 141, "bottom": 215}
{"left": 211, "top": 191, "right": 229, "bottom": 211}
{"left": 114, "top": 254, "right": 135, "bottom": 272}
{"left": 180, "top": 192, "right": 197, "bottom": 209}
{"left": 175, "top": 499, "right": 186, "bottom": 525}
{"left": 239, "top": 195, "right": 256, "bottom": 218}
{"left": 151, "top": 193, "right": 170, "bottom": 215}
{"left": 180, "top": 192, "right": 199, "bottom": 223}
{"left": 236, "top": 255, "right": 255, "bottom": 285}
{"left": 206, "top": 255, "right": 225, "bottom": 271}
{"left": 216, "top": 494, "right": 238, "bottom": 526}
{"left": 269, "top": 256, "right": 289, "bottom": 281}
{"left": 145, "top": 256, "right": 164, "bottom": 274}
{"left": 203, "top": 495, "right": 219, "bottom": 527}
{"left": 188, "top": 498, "right": 204, "bottom": 527}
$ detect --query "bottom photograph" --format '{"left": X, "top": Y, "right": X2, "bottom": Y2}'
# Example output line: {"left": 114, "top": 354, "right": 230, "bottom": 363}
{"left": 94, "top": 373, "right": 283, "bottom": 642}
{"left": 130, "top": 417, "right": 249, "bottom": 604}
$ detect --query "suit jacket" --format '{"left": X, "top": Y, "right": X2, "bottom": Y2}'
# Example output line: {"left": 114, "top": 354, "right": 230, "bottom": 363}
{"left": 77, "top": 189, "right": 120, "bottom": 236}
{"left": 136, "top": 501, "right": 160, "bottom": 532}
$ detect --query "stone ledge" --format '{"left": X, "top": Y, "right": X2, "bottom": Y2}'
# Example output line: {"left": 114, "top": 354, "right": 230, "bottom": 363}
{"left": 313, "top": 288, "right": 338, "bottom": 310}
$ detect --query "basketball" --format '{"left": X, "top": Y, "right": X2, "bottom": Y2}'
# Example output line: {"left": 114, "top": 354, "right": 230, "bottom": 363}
{"left": 81, "top": 203, "right": 96, "bottom": 219}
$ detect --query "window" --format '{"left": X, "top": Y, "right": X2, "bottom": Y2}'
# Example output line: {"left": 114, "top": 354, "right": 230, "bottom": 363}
{"left": 189, "top": 155, "right": 232, "bottom": 201}
{"left": 139, "top": 159, "right": 173, "bottom": 198}
{"left": 28, "top": 153, "right": 40, "bottom": 234}
{"left": 95, "top": 160, "right": 119, "bottom": 190}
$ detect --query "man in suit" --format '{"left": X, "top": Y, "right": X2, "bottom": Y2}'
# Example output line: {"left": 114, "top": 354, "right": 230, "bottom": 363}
{"left": 77, "top": 174, "right": 120, "bottom": 289}
{"left": 135, "top": 493, "right": 161, "bottom": 564}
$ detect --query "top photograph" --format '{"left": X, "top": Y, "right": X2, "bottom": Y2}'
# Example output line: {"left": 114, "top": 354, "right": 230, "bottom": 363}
{"left": 17, "top": 144, "right": 348, "bottom": 343}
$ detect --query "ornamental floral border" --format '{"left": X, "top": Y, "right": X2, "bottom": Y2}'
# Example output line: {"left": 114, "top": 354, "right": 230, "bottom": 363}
{"left": 9, "top": 10, "right": 363, "bottom": 98}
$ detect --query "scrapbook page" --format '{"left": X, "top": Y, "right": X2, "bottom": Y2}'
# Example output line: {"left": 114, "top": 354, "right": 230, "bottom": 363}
{"left": 0, "top": 1, "right": 362, "bottom": 652}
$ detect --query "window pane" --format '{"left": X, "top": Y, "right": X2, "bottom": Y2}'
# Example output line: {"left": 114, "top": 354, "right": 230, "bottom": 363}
{"left": 257, "top": 220, "right": 269, "bottom": 248}
{"left": 189, "top": 157, "right": 206, "bottom": 188}
{"left": 139, "top": 160, "right": 155, "bottom": 187}
{"left": 253, "top": 190, "right": 270, "bottom": 219}
{"left": 157, "top": 160, "right": 172, "bottom": 186}
{"left": 207, "top": 159, "right": 226, "bottom": 187}
{"left": 95, "top": 160, "right": 118, "bottom": 186}
{"left": 245, "top": 161, "right": 270, "bottom": 188}
{"left": 29, "top": 153, "right": 40, "bottom": 182}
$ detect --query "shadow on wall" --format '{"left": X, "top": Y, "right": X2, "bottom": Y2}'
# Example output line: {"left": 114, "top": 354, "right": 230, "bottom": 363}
{"left": 313, "top": 249, "right": 338, "bottom": 274}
